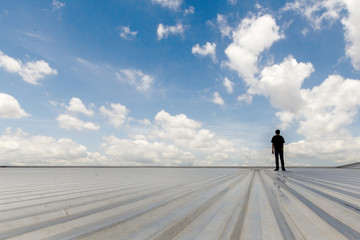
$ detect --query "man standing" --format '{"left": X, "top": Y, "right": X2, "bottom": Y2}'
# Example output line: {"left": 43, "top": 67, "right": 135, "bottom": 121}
{"left": 271, "top": 129, "right": 286, "bottom": 171}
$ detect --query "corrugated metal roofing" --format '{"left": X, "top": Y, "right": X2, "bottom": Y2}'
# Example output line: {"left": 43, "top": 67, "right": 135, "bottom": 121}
{"left": 0, "top": 167, "right": 359, "bottom": 240}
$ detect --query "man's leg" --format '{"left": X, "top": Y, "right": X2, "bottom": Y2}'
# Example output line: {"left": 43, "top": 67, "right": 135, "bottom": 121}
{"left": 279, "top": 150, "right": 285, "bottom": 171}
{"left": 274, "top": 150, "right": 279, "bottom": 170}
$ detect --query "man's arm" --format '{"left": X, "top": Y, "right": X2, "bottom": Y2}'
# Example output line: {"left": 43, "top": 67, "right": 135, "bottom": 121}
{"left": 272, "top": 143, "right": 275, "bottom": 154}
{"left": 282, "top": 137, "right": 285, "bottom": 150}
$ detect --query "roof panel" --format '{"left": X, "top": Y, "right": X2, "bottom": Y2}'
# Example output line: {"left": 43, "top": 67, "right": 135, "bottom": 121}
{"left": 0, "top": 167, "right": 359, "bottom": 239}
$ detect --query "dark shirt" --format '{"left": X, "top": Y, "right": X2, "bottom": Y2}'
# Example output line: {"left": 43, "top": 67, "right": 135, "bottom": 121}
{"left": 271, "top": 135, "right": 285, "bottom": 150}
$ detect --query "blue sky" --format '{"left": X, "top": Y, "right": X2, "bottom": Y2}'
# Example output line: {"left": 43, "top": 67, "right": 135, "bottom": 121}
{"left": 1, "top": 0, "right": 360, "bottom": 166}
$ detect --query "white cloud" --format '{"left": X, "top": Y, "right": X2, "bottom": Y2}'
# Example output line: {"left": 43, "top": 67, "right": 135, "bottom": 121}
{"left": 217, "top": 14, "right": 232, "bottom": 38}
{"left": 302, "top": 28, "right": 309, "bottom": 36}
{"left": 275, "top": 111, "right": 297, "bottom": 130}
{"left": 298, "top": 75, "right": 360, "bottom": 138}
{"left": 184, "top": 6, "right": 195, "bottom": 15}
{"left": 157, "top": 23, "right": 185, "bottom": 40}
{"left": 224, "top": 14, "right": 284, "bottom": 85}
{"left": 237, "top": 93, "right": 253, "bottom": 104}
{"left": 20, "top": 60, "right": 58, "bottom": 84}
{"left": 52, "top": 0, "right": 65, "bottom": 10}
{"left": 101, "top": 136, "right": 196, "bottom": 166}
{"left": 0, "top": 93, "right": 29, "bottom": 119}
{"left": 100, "top": 103, "right": 129, "bottom": 127}
{"left": 136, "top": 118, "right": 152, "bottom": 127}
{"left": 283, "top": 0, "right": 360, "bottom": 71}
{"left": 254, "top": 58, "right": 360, "bottom": 140}
{"left": 119, "top": 26, "right": 137, "bottom": 40}
{"left": 286, "top": 136, "right": 360, "bottom": 165}
{"left": 56, "top": 97, "right": 99, "bottom": 131}
{"left": 192, "top": 42, "right": 217, "bottom": 63}
{"left": 116, "top": 69, "right": 154, "bottom": 92}
{"left": 76, "top": 58, "right": 154, "bottom": 93}
{"left": 154, "top": 110, "right": 201, "bottom": 130}
{"left": 151, "top": 110, "right": 233, "bottom": 153}
{"left": 228, "top": 0, "right": 237, "bottom": 5}
{"left": 342, "top": 0, "right": 360, "bottom": 70}
{"left": 211, "top": 92, "right": 224, "bottom": 105}
{"left": 57, "top": 114, "right": 100, "bottom": 131}
{"left": 260, "top": 65, "right": 360, "bottom": 164}
{"left": 0, "top": 50, "right": 57, "bottom": 85}
{"left": 255, "top": 55, "right": 314, "bottom": 113}
{"left": 0, "top": 51, "right": 22, "bottom": 73}
{"left": 225, "top": 26, "right": 360, "bottom": 166}
{"left": 283, "top": 0, "right": 345, "bottom": 30}
{"left": 65, "top": 97, "right": 94, "bottom": 116}
{"left": 223, "top": 77, "right": 234, "bottom": 93}
{"left": 231, "top": 54, "right": 313, "bottom": 115}
{"left": 221, "top": 9, "right": 360, "bottom": 165}
{"left": 151, "top": 0, "right": 183, "bottom": 11}
{"left": 0, "top": 128, "right": 105, "bottom": 166}
{"left": 101, "top": 110, "right": 241, "bottom": 166}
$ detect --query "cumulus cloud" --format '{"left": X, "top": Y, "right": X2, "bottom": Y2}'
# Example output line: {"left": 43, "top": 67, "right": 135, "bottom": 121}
{"left": 225, "top": 14, "right": 284, "bottom": 85}
{"left": 56, "top": 97, "right": 98, "bottom": 131}
{"left": 219, "top": 9, "right": 360, "bottom": 165}
{"left": 151, "top": 110, "right": 234, "bottom": 153}
{"left": 342, "top": 0, "right": 360, "bottom": 70}
{"left": 102, "top": 110, "right": 240, "bottom": 166}
{"left": 286, "top": 136, "right": 360, "bottom": 165}
{"left": 151, "top": 0, "right": 183, "bottom": 11}
{"left": 0, "top": 50, "right": 57, "bottom": 85}
{"left": 102, "top": 136, "right": 268, "bottom": 166}
{"left": 223, "top": 77, "right": 234, "bottom": 93}
{"left": 56, "top": 114, "right": 100, "bottom": 131}
{"left": 157, "top": 23, "right": 185, "bottom": 40}
{"left": 119, "top": 26, "right": 137, "bottom": 40}
{"left": 244, "top": 56, "right": 359, "bottom": 138}
{"left": 101, "top": 110, "right": 241, "bottom": 166}
{"left": 255, "top": 56, "right": 314, "bottom": 113}
{"left": 298, "top": 75, "right": 360, "bottom": 139}
{"left": 100, "top": 103, "right": 129, "bottom": 127}
{"left": 0, "top": 93, "right": 29, "bottom": 119}
{"left": 0, "top": 128, "right": 105, "bottom": 166}
{"left": 116, "top": 69, "right": 154, "bottom": 92}
{"left": 259, "top": 66, "right": 360, "bottom": 164}
{"left": 65, "top": 97, "right": 94, "bottom": 116}
{"left": 101, "top": 136, "right": 196, "bottom": 166}
{"left": 153, "top": 110, "right": 201, "bottom": 130}
{"left": 220, "top": 3, "right": 360, "bottom": 164}
{"left": 192, "top": 42, "right": 217, "bottom": 63}
{"left": 211, "top": 92, "right": 224, "bottom": 105}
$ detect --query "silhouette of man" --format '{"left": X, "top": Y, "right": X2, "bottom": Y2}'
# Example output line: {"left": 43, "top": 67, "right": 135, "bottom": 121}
{"left": 271, "top": 129, "right": 286, "bottom": 171}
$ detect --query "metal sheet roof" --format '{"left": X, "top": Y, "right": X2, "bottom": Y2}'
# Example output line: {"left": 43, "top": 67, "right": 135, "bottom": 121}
{"left": 0, "top": 167, "right": 359, "bottom": 240}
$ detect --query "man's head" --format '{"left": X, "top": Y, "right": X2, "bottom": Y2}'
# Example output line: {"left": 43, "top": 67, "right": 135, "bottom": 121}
{"left": 275, "top": 129, "right": 280, "bottom": 135}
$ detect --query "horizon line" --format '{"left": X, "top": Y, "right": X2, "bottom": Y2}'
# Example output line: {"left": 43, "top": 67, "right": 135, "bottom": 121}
{"left": 0, "top": 165, "right": 347, "bottom": 168}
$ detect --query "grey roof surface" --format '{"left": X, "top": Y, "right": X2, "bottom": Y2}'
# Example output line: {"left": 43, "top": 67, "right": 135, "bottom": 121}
{"left": 0, "top": 167, "right": 359, "bottom": 240}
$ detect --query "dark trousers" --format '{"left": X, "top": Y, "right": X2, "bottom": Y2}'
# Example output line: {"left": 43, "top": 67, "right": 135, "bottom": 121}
{"left": 275, "top": 149, "right": 285, "bottom": 170}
